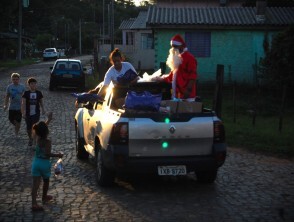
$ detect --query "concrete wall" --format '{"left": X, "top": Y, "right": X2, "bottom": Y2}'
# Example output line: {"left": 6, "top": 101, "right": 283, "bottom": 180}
{"left": 99, "top": 30, "right": 154, "bottom": 71}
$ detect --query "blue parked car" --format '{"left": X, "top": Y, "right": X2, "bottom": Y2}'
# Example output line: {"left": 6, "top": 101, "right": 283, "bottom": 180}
{"left": 49, "top": 59, "right": 86, "bottom": 91}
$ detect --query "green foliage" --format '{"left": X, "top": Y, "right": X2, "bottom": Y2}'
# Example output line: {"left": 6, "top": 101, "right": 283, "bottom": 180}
{"left": 200, "top": 84, "right": 294, "bottom": 157}
{"left": 224, "top": 113, "right": 294, "bottom": 157}
{"left": 0, "top": 0, "right": 143, "bottom": 52}
{"left": 243, "top": 0, "right": 294, "bottom": 7}
{"left": 0, "top": 0, "right": 18, "bottom": 31}
{"left": 263, "top": 26, "right": 294, "bottom": 91}
{"left": 35, "top": 34, "right": 54, "bottom": 50}
{"left": 0, "top": 58, "right": 38, "bottom": 69}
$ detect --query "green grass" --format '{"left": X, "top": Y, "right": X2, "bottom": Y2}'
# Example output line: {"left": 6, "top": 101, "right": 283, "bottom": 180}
{"left": 85, "top": 75, "right": 99, "bottom": 90}
{"left": 200, "top": 84, "right": 294, "bottom": 158}
{"left": 223, "top": 112, "right": 294, "bottom": 156}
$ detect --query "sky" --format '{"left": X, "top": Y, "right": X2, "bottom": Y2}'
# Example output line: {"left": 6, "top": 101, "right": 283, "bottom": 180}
{"left": 134, "top": 0, "right": 143, "bottom": 6}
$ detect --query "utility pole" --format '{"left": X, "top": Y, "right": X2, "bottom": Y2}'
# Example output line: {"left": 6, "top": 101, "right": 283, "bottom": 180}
{"left": 102, "top": 0, "right": 104, "bottom": 45}
{"left": 110, "top": 0, "right": 114, "bottom": 51}
{"left": 17, "top": 0, "right": 22, "bottom": 62}
{"left": 79, "top": 19, "right": 82, "bottom": 55}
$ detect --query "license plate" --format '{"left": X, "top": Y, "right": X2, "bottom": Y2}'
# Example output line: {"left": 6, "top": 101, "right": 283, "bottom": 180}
{"left": 63, "top": 74, "right": 72, "bottom": 78}
{"left": 158, "top": 165, "right": 187, "bottom": 176}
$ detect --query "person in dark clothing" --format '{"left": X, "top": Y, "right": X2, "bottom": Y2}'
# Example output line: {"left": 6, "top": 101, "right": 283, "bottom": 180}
{"left": 21, "top": 77, "right": 45, "bottom": 146}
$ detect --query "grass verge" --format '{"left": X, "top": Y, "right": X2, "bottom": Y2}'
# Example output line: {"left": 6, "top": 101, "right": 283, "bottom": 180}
{"left": 200, "top": 84, "right": 294, "bottom": 158}
{"left": 0, "top": 58, "right": 41, "bottom": 70}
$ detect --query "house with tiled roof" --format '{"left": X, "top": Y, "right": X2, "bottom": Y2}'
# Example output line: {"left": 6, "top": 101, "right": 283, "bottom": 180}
{"left": 118, "top": 11, "right": 154, "bottom": 70}
{"left": 147, "top": 4, "right": 294, "bottom": 83}
{"left": 115, "top": 1, "right": 294, "bottom": 83}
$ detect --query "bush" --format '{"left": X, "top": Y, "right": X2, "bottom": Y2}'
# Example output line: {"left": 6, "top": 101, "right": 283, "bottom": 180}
{"left": 263, "top": 26, "right": 294, "bottom": 94}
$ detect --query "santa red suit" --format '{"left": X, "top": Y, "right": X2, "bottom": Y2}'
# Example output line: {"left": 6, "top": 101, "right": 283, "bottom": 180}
{"left": 162, "top": 34, "right": 198, "bottom": 99}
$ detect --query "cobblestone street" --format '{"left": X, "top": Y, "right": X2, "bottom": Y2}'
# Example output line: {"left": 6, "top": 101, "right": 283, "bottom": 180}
{"left": 0, "top": 57, "right": 293, "bottom": 221}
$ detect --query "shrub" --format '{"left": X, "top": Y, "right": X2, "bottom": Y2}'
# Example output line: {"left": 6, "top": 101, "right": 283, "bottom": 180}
{"left": 263, "top": 26, "right": 294, "bottom": 96}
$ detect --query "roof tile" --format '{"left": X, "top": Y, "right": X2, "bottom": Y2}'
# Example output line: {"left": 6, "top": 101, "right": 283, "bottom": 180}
{"left": 146, "top": 6, "right": 294, "bottom": 27}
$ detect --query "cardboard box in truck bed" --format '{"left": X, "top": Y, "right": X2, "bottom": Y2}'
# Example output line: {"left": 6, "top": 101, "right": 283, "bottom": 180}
{"left": 160, "top": 100, "right": 202, "bottom": 113}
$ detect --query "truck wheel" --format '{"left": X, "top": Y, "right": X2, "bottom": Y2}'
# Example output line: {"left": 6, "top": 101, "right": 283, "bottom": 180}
{"left": 95, "top": 148, "right": 115, "bottom": 187}
{"left": 196, "top": 170, "right": 217, "bottom": 183}
{"left": 75, "top": 129, "right": 89, "bottom": 159}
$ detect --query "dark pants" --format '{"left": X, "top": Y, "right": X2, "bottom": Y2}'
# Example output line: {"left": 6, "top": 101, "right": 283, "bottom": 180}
{"left": 25, "top": 114, "right": 40, "bottom": 131}
{"left": 9, "top": 110, "right": 22, "bottom": 125}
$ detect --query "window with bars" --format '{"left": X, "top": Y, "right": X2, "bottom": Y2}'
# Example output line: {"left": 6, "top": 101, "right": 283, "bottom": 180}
{"left": 141, "top": 33, "right": 154, "bottom": 49}
{"left": 185, "top": 31, "right": 211, "bottom": 58}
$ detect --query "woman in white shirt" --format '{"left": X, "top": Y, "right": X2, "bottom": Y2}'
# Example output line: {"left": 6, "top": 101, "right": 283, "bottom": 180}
{"left": 97, "top": 48, "right": 138, "bottom": 97}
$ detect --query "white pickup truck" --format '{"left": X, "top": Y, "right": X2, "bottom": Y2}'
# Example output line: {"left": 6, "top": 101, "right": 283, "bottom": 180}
{"left": 75, "top": 82, "right": 227, "bottom": 186}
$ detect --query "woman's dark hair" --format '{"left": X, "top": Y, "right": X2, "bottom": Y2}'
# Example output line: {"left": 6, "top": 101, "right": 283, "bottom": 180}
{"left": 33, "top": 121, "right": 49, "bottom": 139}
{"left": 109, "top": 48, "right": 124, "bottom": 65}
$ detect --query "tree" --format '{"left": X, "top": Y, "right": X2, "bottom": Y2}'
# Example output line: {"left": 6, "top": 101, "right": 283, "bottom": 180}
{"left": 0, "top": 0, "right": 145, "bottom": 56}
{"left": 243, "top": 0, "right": 294, "bottom": 7}
{"left": 263, "top": 26, "right": 294, "bottom": 92}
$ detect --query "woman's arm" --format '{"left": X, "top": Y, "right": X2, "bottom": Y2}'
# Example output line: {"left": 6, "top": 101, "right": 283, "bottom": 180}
{"left": 97, "top": 85, "right": 108, "bottom": 98}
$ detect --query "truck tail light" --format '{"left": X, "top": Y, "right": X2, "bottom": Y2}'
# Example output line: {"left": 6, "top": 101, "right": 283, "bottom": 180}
{"left": 109, "top": 122, "right": 128, "bottom": 145}
{"left": 213, "top": 120, "right": 225, "bottom": 143}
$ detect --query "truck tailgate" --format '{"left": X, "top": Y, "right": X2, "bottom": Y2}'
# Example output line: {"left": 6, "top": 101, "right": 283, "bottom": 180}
{"left": 128, "top": 117, "right": 214, "bottom": 157}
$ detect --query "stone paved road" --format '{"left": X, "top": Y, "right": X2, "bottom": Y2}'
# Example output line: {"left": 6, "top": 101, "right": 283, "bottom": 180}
{"left": 0, "top": 56, "right": 294, "bottom": 222}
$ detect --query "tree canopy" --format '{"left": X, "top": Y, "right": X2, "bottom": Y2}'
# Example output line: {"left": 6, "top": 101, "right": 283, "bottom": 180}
{"left": 0, "top": 0, "right": 151, "bottom": 51}
{"left": 263, "top": 25, "right": 294, "bottom": 92}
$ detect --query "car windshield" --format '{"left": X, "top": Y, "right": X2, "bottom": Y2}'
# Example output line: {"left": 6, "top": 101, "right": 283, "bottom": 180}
{"left": 45, "top": 49, "right": 55, "bottom": 52}
{"left": 56, "top": 62, "right": 80, "bottom": 70}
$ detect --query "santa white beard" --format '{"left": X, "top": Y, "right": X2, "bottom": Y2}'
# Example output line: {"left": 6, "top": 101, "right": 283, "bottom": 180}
{"left": 166, "top": 48, "right": 182, "bottom": 71}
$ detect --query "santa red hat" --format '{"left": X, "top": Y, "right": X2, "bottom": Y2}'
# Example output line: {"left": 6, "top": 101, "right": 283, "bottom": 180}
{"left": 170, "top": 34, "right": 186, "bottom": 48}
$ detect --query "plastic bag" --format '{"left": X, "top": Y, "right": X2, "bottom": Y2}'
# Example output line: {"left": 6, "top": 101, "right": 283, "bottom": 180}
{"left": 71, "top": 92, "right": 103, "bottom": 103}
{"left": 117, "top": 69, "right": 138, "bottom": 85}
{"left": 138, "top": 69, "right": 162, "bottom": 82}
{"left": 124, "top": 90, "right": 162, "bottom": 111}
{"left": 54, "top": 158, "right": 64, "bottom": 176}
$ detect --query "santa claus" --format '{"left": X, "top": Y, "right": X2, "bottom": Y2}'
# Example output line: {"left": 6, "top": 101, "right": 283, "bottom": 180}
{"left": 155, "top": 34, "right": 198, "bottom": 100}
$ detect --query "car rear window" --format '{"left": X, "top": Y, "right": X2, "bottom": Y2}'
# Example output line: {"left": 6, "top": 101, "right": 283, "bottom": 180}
{"left": 45, "top": 49, "right": 55, "bottom": 52}
{"left": 55, "top": 62, "right": 81, "bottom": 70}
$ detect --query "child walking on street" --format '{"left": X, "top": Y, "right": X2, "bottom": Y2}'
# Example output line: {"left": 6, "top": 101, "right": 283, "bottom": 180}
{"left": 21, "top": 77, "right": 45, "bottom": 146}
{"left": 3, "top": 73, "right": 26, "bottom": 137}
{"left": 31, "top": 121, "right": 63, "bottom": 211}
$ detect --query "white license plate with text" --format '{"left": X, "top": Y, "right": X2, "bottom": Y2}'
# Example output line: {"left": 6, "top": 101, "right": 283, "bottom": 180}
{"left": 158, "top": 165, "right": 187, "bottom": 176}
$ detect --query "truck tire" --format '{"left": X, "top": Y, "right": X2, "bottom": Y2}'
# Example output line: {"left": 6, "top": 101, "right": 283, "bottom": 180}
{"left": 75, "top": 129, "right": 89, "bottom": 159}
{"left": 196, "top": 169, "right": 217, "bottom": 183}
{"left": 95, "top": 148, "right": 115, "bottom": 187}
